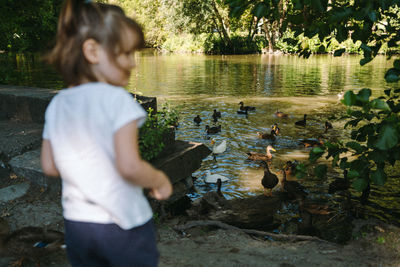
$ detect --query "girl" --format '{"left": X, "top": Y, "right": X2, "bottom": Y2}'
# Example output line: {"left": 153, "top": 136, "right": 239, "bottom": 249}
{"left": 40, "top": 0, "right": 172, "bottom": 266}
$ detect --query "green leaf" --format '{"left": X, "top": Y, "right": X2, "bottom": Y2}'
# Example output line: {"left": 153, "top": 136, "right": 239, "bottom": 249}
{"left": 385, "top": 68, "right": 400, "bottom": 83}
{"left": 360, "top": 57, "right": 373, "bottom": 66}
{"left": 394, "top": 59, "right": 400, "bottom": 70}
{"left": 346, "top": 141, "right": 366, "bottom": 153}
{"left": 375, "top": 124, "right": 399, "bottom": 150}
{"left": 368, "top": 10, "right": 377, "bottom": 22}
{"left": 314, "top": 164, "right": 327, "bottom": 179}
{"left": 333, "top": 48, "right": 346, "bottom": 57}
{"left": 253, "top": 3, "right": 268, "bottom": 18}
{"left": 309, "top": 146, "right": 325, "bottom": 163}
{"left": 370, "top": 168, "right": 387, "bottom": 186}
{"left": 370, "top": 99, "right": 391, "bottom": 111}
{"left": 348, "top": 169, "right": 360, "bottom": 179}
{"left": 353, "top": 178, "right": 368, "bottom": 192}
{"left": 356, "top": 88, "right": 371, "bottom": 103}
{"left": 342, "top": 91, "right": 356, "bottom": 106}
{"left": 295, "top": 163, "right": 307, "bottom": 179}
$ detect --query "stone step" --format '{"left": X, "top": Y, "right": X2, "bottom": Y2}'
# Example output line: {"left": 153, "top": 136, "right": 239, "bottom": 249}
{"left": 8, "top": 140, "right": 211, "bottom": 193}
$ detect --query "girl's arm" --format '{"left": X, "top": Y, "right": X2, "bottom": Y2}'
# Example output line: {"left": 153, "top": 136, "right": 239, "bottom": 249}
{"left": 114, "top": 119, "right": 172, "bottom": 200}
{"left": 40, "top": 139, "right": 60, "bottom": 177}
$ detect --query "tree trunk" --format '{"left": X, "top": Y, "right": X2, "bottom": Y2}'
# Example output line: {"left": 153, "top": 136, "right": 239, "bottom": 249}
{"left": 210, "top": 0, "right": 232, "bottom": 47}
{"left": 262, "top": 21, "right": 275, "bottom": 53}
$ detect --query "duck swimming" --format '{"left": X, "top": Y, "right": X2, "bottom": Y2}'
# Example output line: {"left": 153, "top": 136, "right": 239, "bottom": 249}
{"left": 300, "top": 135, "right": 324, "bottom": 147}
{"left": 257, "top": 129, "right": 277, "bottom": 141}
{"left": 212, "top": 109, "right": 221, "bottom": 121}
{"left": 295, "top": 114, "right": 307, "bottom": 126}
{"left": 204, "top": 171, "right": 229, "bottom": 183}
{"left": 237, "top": 108, "right": 249, "bottom": 115}
{"left": 194, "top": 115, "right": 202, "bottom": 125}
{"left": 205, "top": 125, "right": 221, "bottom": 134}
{"left": 246, "top": 145, "right": 276, "bottom": 161}
{"left": 261, "top": 161, "right": 279, "bottom": 196}
{"left": 211, "top": 139, "right": 227, "bottom": 154}
{"left": 275, "top": 110, "right": 288, "bottom": 118}
{"left": 325, "top": 121, "right": 333, "bottom": 132}
{"left": 239, "top": 101, "right": 256, "bottom": 111}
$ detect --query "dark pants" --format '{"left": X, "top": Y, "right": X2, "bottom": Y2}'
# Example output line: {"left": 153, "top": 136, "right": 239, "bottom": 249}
{"left": 64, "top": 219, "right": 159, "bottom": 267}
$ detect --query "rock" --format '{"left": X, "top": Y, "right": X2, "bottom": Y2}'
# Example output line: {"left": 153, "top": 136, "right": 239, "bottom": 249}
{"left": 0, "top": 182, "right": 30, "bottom": 203}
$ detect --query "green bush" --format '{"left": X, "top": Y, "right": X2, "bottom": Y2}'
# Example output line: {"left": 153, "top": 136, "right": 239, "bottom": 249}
{"left": 139, "top": 104, "right": 179, "bottom": 161}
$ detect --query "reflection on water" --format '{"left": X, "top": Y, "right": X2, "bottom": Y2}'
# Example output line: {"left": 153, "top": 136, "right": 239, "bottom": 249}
{"left": 1, "top": 52, "right": 400, "bottom": 225}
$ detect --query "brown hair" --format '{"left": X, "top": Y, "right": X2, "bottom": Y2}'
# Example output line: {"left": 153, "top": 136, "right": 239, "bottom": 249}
{"left": 44, "top": 0, "right": 144, "bottom": 86}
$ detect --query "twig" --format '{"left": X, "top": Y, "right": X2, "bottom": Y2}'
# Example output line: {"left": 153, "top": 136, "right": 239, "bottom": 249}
{"left": 173, "top": 220, "right": 330, "bottom": 243}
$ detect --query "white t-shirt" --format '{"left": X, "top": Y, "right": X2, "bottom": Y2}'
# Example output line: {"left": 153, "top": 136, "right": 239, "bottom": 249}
{"left": 42, "top": 82, "right": 152, "bottom": 230}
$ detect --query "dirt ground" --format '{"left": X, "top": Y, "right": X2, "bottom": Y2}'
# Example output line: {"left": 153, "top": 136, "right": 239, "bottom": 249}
{"left": 1, "top": 172, "right": 400, "bottom": 267}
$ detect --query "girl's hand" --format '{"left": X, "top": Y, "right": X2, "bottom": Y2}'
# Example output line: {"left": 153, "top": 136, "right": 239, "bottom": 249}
{"left": 149, "top": 173, "right": 173, "bottom": 200}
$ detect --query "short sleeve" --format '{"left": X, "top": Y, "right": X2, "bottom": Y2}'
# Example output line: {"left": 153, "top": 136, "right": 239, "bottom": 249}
{"left": 111, "top": 89, "right": 147, "bottom": 133}
{"left": 42, "top": 98, "right": 56, "bottom": 140}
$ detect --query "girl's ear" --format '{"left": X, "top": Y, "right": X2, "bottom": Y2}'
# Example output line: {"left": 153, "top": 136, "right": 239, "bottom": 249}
{"left": 82, "top": 39, "right": 100, "bottom": 64}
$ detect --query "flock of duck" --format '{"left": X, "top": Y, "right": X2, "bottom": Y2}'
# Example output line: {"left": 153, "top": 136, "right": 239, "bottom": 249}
{"left": 193, "top": 101, "right": 336, "bottom": 199}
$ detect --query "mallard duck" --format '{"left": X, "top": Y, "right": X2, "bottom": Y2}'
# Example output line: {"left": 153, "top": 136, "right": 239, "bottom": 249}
{"left": 257, "top": 129, "right": 277, "bottom": 141}
{"left": 204, "top": 171, "right": 229, "bottom": 183}
{"left": 281, "top": 167, "right": 308, "bottom": 199}
{"left": 325, "top": 121, "right": 333, "bottom": 132}
{"left": 211, "top": 139, "right": 227, "bottom": 154}
{"left": 205, "top": 125, "right": 221, "bottom": 134}
{"left": 260, "top": 161, "right": 279, "bottom": 196}
{"left": 0, "top": 219, "right": 65, "bottom": 267}
{"left": 239, "top": 101, "right": 256, "bottom": 111}
{"left": 246, "top": 145, "right": 276, "bottom": 161}
{"left": 237, "top": 108, "right": 249, "bottom": 115}
{"left": 328, "top": 170, "right": 350, "bottom": 194}
{"left": 272, "top": 123, "right": 280, "bottom": 135}
{"left": 295, "top": 114, "right": 307, "bottom": 126}
{"left": 194, "top": 115, "right": 202, "bottom": 125}
{"left": 300, "top": 135, "right": 324, "bottom": 147}
{"left": 275, "top": 110, "right": 288, "bottom": 118}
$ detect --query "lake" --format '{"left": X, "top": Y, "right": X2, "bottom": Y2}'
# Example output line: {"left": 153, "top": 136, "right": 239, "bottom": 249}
{"left": 1, "top": 51, "right": 400, "bottom": 225}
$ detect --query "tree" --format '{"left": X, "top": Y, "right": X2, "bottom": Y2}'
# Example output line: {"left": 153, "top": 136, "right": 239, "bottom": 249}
{"left": 0, "top": 0, "right": 62, "bottom": 52}
{"left": 226, "top": 0, "right": 292, "bottom": 52}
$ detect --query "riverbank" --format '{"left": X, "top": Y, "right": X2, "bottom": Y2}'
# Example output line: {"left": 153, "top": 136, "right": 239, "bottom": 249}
{"left": 1, "top": 169, "right": 400, "bottom": 266}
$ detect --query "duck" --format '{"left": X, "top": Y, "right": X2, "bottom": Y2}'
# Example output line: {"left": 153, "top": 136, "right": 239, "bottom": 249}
{"left": 325, "top": 121, "right": 333, "bottom": 132}
{"left": 239, "top": 101, "right": 256, "bottom": 111}
{"left": 300, "top": 135, "right": 324, "bottom": 147}
{"left": 272, "top": 123, "right": 280, "bottom": 135}
{"left": 211, "top": 139, "right": 227, "bottom": 154}
{"left": 283, "top": 160, "right": 299, "bottom": 178}
{"left": 205, "top": 125, "right": 221, "bottom": 134}
{"left": 0, "top": 218, "right": 65, "bottom": 267}
{"left": 328, "top": 170, "right": 350, "bottom": 194}
{"left": 237, "top": 108, "right": 249, "bottom": 115}
{"left": 281, "top": 167, "right": 308, "bottom": 200}
{"left": 212, "top": 109, "right": 221, "bottom": 121}
{"left": 246, "top": 145, "right": 276, "bottom": 161}
{"left": 257, "top": 129, "right": 277, "bottom": 141}
{"left": 260, "top": 161, "right": 279, "bottom": 196}
{"left": 194, "top": 115, "right": 202, "bottom": 125}
{"left": 295, "top": 114, "right": 307, "bottom": 126}
{"left": 275, "top": 110, "right": 288, "bottom": 118}
{"left": 204, "top": 171, "right": 229, "bottom": 183}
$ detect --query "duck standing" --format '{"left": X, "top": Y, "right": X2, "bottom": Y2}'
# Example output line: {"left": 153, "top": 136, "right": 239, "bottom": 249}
{"left": 281, "top": 167, "right": 308, "bottom": 200}
{"left": 261, "top": 161, "right": 279, "bottom": 196}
